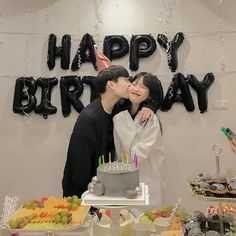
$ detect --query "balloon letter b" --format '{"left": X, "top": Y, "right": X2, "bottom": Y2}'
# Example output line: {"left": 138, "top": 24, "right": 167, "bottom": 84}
{"left": 13, "top": 77, "right": 37, "bottom": 115}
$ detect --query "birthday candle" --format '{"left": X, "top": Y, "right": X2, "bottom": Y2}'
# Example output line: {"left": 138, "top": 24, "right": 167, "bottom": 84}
{"left": 109, "top": 152, "right": 111, "bottom": 163}
{"left": 98, "top": 156, "right": 101, "bottom": 166}
{"left": 102, "top": 155, "right": 105, "bottom": 165}
{"left": 121, "top": 153, "right": 124, "bottom": 163}
{"left": 126, "top": 152, "right": 129, "bottom": 164}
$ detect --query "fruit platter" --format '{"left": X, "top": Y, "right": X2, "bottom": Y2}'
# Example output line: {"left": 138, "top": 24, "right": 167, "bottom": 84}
{"left": 7, "top": 196, "right": 90, "bottom": 232}
{"left": 139, "top": 205, "right": 189, "bottom": 232}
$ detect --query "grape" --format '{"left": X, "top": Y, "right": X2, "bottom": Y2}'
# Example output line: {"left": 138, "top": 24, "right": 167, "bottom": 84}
{"left": 54, "top": 215, "right": 62, "bottom": 224}
{"left": 23, "top": 201, "right": 32, "bottom": 209}
{"left": 61, "top": 216, "right": 68, "bottom": 224}
{"left": 72, "top": 198, "right": 81, "bottom": 205}
{"left": 16, "top": 217, "right": 23, "bottom": 225}
{"left": 60, "top": 211, "right": 68, "bottom": 217}
{"left": 9, "top": 219, "right": 18, "bottom": 229}
{"left": 70, "top": 203, "right": 79, "bottom": 211}
{"left": 66, "top": 196, "right": 72, "bottom": 203}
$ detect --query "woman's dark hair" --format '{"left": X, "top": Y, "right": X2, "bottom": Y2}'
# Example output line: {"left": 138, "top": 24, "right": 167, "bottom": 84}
{"left": 96, "top": 65, "right": 129, "bottom": 93}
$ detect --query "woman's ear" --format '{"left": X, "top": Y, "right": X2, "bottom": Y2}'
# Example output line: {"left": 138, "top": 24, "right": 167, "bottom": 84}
{"left": 106, "top": 80, "right": 115, "bottom": 90}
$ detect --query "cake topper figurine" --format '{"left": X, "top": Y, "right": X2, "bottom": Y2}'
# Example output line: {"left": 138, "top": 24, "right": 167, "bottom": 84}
{"left": 94, "top": 45, "right": 113, "bottom": 72}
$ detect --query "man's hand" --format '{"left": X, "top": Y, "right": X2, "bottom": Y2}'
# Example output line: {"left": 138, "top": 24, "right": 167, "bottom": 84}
{"left": 138, "top": 107, "right": 154, "bottom": 122}
{"left": 229, "top": 138, "right": 236, "bottom": 154}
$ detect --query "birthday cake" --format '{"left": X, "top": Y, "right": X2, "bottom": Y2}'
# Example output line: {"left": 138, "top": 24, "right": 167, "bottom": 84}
{"left": 88, "top": 161, "right": 140, "bottom": 198}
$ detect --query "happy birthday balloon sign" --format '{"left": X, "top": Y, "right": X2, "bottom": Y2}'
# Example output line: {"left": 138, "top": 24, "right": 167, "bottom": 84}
{"left": 12, "top": 32, "right": 215, "bottom": 118}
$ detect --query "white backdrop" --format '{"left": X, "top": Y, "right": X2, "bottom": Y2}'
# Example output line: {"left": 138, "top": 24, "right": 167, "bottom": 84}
{"left": 0, "top": 0, "right": 236, "bottom": 213}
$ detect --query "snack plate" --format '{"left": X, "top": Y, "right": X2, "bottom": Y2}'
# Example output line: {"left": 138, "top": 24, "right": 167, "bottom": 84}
{"left": 186, "top": 180, "right": 236, "bottom": 202}
{"left": 138, "top": 213, "right": 155, "bottom": 232}
{"left": 7, "top": 205, "right": 91, "bottom": 233}
{"left": 138, "top": 214, "right": 184, "bottom": 235}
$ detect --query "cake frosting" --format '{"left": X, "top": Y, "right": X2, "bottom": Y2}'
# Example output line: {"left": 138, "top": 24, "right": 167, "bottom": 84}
{"left": 88, "top": 161, "right": 140, "bottom": 198}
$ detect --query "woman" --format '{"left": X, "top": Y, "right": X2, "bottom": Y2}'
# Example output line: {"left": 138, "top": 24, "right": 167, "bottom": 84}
{"left": 113, "top": 72, "right": 166, "bottom": 213}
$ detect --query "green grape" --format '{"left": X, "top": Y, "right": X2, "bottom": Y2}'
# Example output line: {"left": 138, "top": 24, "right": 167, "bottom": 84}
{"left": 60, "top": 211, "right": 68, "bottom": 217}
{"left": 16, "top": 217, "right": 23, "bottom": 225}
{"left": 149, "top": 213, "right": 156, "bottom": 222}
{"left": 9, "top": 219, "right": 18, "bottom": 229}
{"left": 72, "top": 195, "right": 79, "bottom": 201}
{"left": 32, "top": 202, "right": 38, "bottom": 209}
{"left": 54, "top": 215, "right": 62, "bottom": 224}
{"left": 23, "top": 201, "right": 32, "bottom": 209}
{"left": 72, "top": 198, "right": 81, "bottom": 205}
{"left": 70, "top": 203, "right": 79, "bottom": 211}
{"left": 61, "top": 216, "right": 68, "bottom": 224}
{"left": 66, "top": 196, "right": 72, "bottom": 203}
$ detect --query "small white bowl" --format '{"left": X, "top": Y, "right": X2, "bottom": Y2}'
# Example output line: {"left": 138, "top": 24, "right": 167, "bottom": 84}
{"left": 154, "top": 217, "right": 171, "bottom": 234}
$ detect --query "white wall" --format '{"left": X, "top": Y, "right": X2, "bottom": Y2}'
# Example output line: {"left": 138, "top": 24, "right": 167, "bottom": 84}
{"left": 1, "top": 0, "right": 236, "bottom": 213}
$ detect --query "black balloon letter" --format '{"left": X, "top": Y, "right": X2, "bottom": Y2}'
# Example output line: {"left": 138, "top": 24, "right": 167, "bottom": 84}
{"left": 71, "top": 33, "right": 97, "bottom": 71}
{"left": 34, "top": 77, "right": 58, "bottom": 119}
{"left": 161, "top": 73, "right": 194, "bottom": 112}
{"left": 82, "top": 76, "right": 100, "bottom": 102}
{"left": 47, "top": 34, "right": 71, "bottom": 70}
{"left": 103, "top": 35, "right": 129, "bottom": 60}
{"left": 129, "top": 34, "right": 157, "bottom": 71}
{"left": 13, "top": 77, "right": 37, "bottom": 115}
{"left": 187, "top": 73, "right": 215, "bottom": 113}
{"left": 60, "top": 76, "right": 84, "bottom": 117}
{"left": 157, "top": 32, "right": 184, "bottom": 72}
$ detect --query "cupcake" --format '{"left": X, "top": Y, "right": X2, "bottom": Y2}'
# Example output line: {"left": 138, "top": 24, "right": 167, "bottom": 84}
{"left": 226, "top": 176, "right": 236, "bottom": 184}
{"left": 188, "top": 227, "right": 204, "bottom": 236}
{"left": 209, "top": 183, "right": 228, "bottom": 198}
{"left": 192, "top": 173, "right": 213, "bottom": 186}
{"left": 213, "top": 176, "right": 226, "bottom": 185}
{"left": 207, "top": 214, "right": 221, "bottom": 232}
{"left": 227, "top": 183, "right": 236, "bottom": 198}
{"left": 205, "top": 230, "right": 221, "bottom": 236}
{"left": 189, "top": 211, "right": 206, "bottom": 230}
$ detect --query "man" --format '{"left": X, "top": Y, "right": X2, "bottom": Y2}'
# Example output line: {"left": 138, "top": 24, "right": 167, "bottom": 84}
{"left": 62, "top": 65, "right": 157, "bottom": 197}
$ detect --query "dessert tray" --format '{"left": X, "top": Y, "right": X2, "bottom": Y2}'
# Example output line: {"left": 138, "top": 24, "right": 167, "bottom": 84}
{"left": 186, "top": 180, "right": 236, "bottom": 202}
{"left": 81, "top": 183, "right": 149, "bottom": 206}
{"left": 7, "top": 196, "right": 90, "bottom": 232}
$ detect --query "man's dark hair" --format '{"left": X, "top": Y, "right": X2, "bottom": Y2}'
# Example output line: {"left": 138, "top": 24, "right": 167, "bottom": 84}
{"left": 97, "top": 65, "right": 129, "bottom": 93}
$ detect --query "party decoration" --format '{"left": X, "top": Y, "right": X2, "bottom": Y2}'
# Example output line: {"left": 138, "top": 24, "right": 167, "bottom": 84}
{"left": 94, "top": 45, "right": 113, "bottom": 72}
{"left": 60, "top": 76, "right": 84, "bottom": 117}
{"left": 1, "top": 195, "right": 19, "bottom": 225}
{"left": 187, "top": 73, "right": 215, "bottom": 113}
{"left": 129, "top": 34, "right": 157, "bottom": 71}
{"left": 161, "top": 73, "right": 194, "bottom": 112}
{"left": 71, "top": 33, "right": 97, "bottom": 71}
{"left": 103, "top": 35, "right": 129, "bottom": 60}
{"left": 34, "top": 77, "right": 58, "bottom": 119}
{"left": 157, "top": 32, "right": 185, "bottom": 72}
{"left": 82, "top": 76, "right": 100, "bottom": 102}
{"left": 47, "top": 34, "right": 71, "bottom": 70}
{"left": 13, "top": 77, "right": 37, "bottom": 115}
